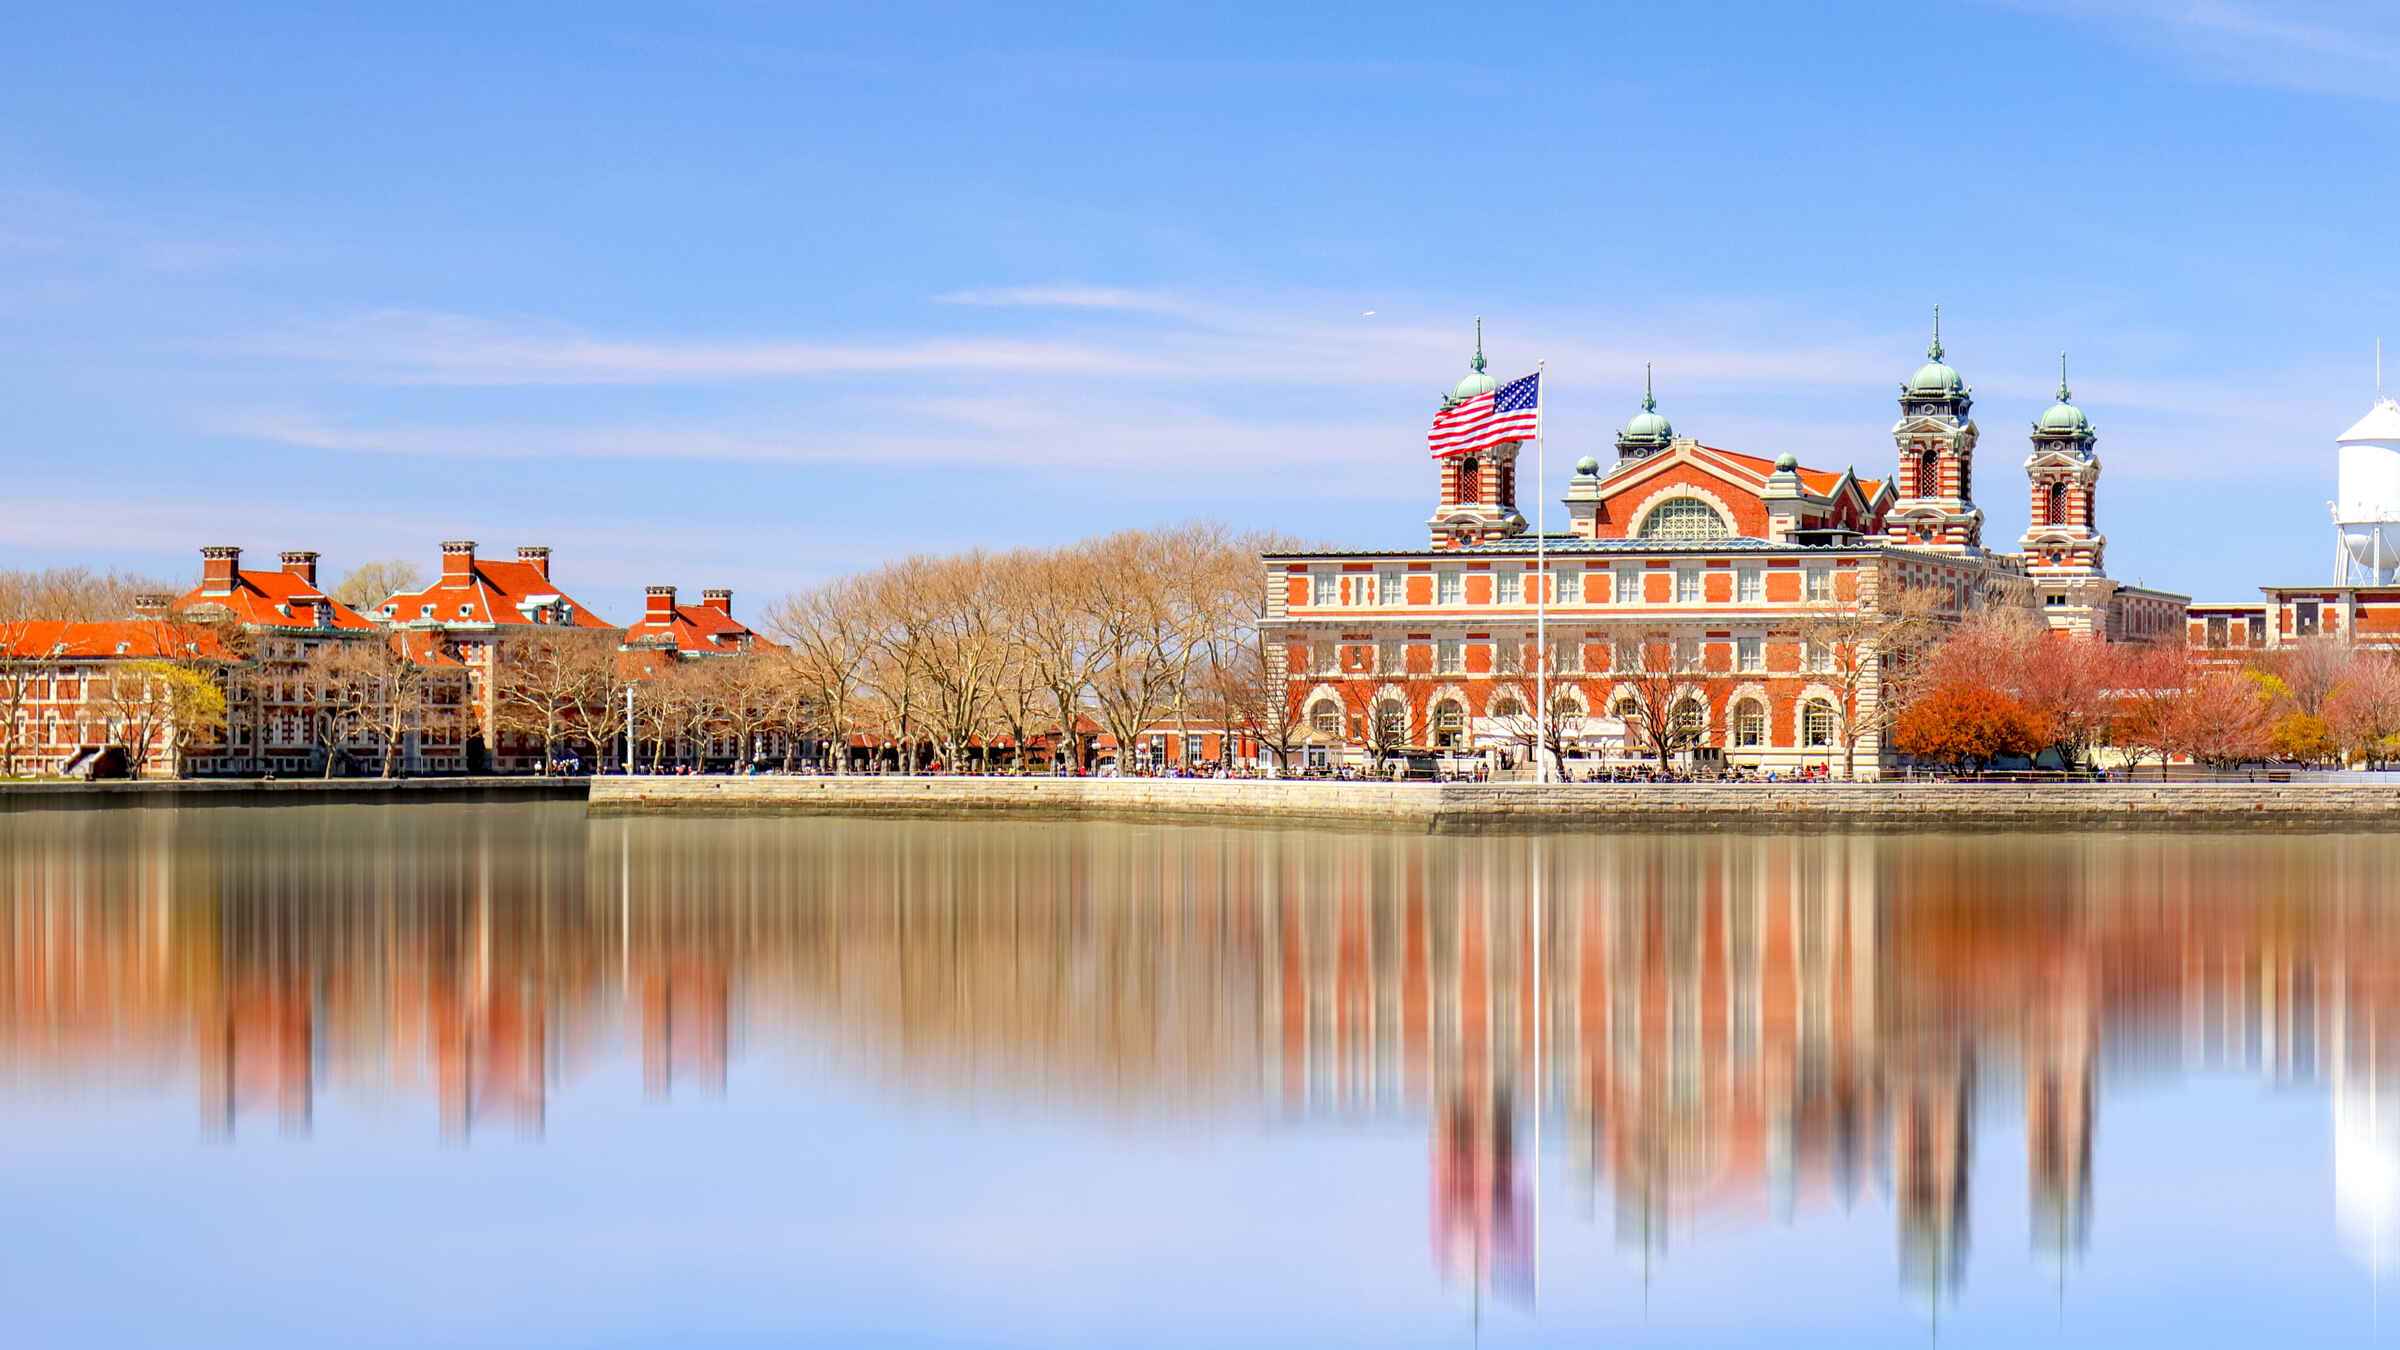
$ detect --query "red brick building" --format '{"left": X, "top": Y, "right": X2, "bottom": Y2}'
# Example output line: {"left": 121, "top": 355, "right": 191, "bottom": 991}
{"left": 1266, "top": 323, "right": 2187, "bottom": 778}
{"left": 621, "top": 585, "right": 764, "bottom": 658}
{"left": 370, "top": 542, "right": 618, "bottom": 772}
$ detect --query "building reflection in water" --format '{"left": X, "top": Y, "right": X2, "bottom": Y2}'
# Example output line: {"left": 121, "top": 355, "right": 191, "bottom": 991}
{"left": 4, "top": 808, "right": 2399, "bottom": 1305}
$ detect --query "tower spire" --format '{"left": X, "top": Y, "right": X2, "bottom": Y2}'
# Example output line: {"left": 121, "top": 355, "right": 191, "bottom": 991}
{"left": 1929, "top": 304, "right": 1944, "bottom": 361}
{"left": 1643, "top": 361, "right": 1656, "bottom": 412}
{"left": 2058, "top": 351, "right": 2070, "bottom": 403}
{"left": 1471, "top": 316, "right": 1487, "bottom": 374}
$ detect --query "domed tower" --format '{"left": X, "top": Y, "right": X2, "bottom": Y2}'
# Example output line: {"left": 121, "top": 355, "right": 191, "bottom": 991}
{"left": 1883, "top": 307, "right": 1984, "bottom": 553}
{"left": 2020, "top": 354, "right": 2104, "bottom": 576}
{"left": 1428, "top": 318, "right": 1527, "bottom": 548}
{"left": 1615, "top": 364, "right": 1675, "bottom": 461}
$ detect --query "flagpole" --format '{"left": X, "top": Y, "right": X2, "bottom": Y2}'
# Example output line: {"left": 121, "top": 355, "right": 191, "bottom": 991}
{"left": 1535, "top": 359, "right": 1549, "bottom": 785}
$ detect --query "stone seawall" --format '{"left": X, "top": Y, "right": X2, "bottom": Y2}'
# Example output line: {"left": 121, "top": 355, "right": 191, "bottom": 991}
{"left": 0, "top": 777, "right": 590, "bottom": 813}
{"left": 585, "top": 776, "right": 2400, "bottom": 831}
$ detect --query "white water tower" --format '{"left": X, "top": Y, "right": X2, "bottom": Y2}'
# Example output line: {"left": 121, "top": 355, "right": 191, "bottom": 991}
{"left": 2336, "top": 388, "right": 2400, "bottom": 585}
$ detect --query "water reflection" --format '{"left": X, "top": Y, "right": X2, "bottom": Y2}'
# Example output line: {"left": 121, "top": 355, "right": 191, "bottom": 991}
{"left": 4, "top": 807, "right": 2399, "bottom": 1334}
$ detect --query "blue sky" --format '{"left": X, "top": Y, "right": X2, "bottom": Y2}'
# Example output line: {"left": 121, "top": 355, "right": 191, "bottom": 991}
{"left": 4, "top": 0, "right": 2396, "bottom": 616}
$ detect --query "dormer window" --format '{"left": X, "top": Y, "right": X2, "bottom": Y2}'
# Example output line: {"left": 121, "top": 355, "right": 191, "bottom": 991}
{"left": 457, "top": 604, "right": 471, "bottom": 618}
{"left": 419, "top": 604, "right": 434, "bottom": 618}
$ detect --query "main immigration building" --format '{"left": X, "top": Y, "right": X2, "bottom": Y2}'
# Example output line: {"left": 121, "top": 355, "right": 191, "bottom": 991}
{"left": 1262, "top": 324, "right": 2186, "bottom": 778}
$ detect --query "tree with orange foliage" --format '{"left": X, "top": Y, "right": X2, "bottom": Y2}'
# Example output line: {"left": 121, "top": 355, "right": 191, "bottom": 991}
{"left": 1892, "top": 681, "right": 2048, "bottom": 774}
{"left": 2328, "top": 651, "right": 2400, "bottom": 767}
{"left": 2173, "top": 668, "right": 2274, "bottom": 771}
{"left": 2108, "top": 641, "right": 2191, "bottom": 780}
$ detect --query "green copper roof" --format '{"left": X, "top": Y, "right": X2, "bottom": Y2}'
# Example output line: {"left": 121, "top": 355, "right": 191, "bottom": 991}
{"left": 1452, "top": 317, "right": 1497, "bottom": 400}
{"left": 1618, "top": 363, "right": 1674, "bottom": 444}
{"left": 2037, "top": 352, "right": 2091, "bottom": 434}
{"left": 1905, "top": 304, "right": 1964, "bottom": 396}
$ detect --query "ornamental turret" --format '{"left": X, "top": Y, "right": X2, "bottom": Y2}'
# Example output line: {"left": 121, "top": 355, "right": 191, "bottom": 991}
{"left": 1428, "top": 318, "right": 1525, "bottom": 548}
{"left": 1884, "top": 306, "right": 1984, "bottom": 553}
{"left": 2022, "top": 353, "right": 2109, "bottom": 630}
{"left": 1615, "top": 363, "right": 1675, "bottom": 461}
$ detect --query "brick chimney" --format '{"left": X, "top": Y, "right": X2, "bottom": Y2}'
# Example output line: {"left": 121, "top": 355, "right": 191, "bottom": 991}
{"left": 132, "top": 594, "right": 171, "bottom": 618}
{"left": 517, "top": 545, "right": 551, "bottom": 582}
{"left": 280, "top": 550, "right": 319, "bottom": 589}
{"left": 440, "top": 540, "right": 477, "bottom": 585}
{"left": 644, "top": 585, "right": 678, "bottom": 623}
{"left": 701, "top": 587, "right": 733, "bottom": 618}
{"left": 200, "top": 546, "right": 241, "bottom": 596}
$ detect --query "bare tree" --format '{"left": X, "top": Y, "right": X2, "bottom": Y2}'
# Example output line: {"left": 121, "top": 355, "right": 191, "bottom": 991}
{"left": 711, "top": 651, "right": 788, "bottom": 770}
{"left": 492, "top": 628, "right": 620, "bottom": 773}
{"left": 308, "top": 636, "right": 443, "bottom": 777}
{"left": 768, "top": 576, "right": 876, "bottom": 773}
{"left": 1600, "top": 629, "right": 1714, "bottom": 773}
{"left": 331, "top": 560, "right": 426, "bottom": 611}
{"left": 1004, "top": 546, "right": 1100, "bottom": 774}
{"left": 1795, "top": 576, "right": 1948, "bottom": 779}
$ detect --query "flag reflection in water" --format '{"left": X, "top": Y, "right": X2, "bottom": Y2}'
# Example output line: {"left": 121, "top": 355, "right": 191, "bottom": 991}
{"left": 3, "top": 805, "right": 2398, "bottom": 1305}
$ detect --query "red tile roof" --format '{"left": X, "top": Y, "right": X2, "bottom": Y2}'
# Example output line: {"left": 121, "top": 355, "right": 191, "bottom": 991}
{"left": 378, "top": 556, "right": 615, "bottom": 630}
{"left": 174, "top": 569, "right": 375, "bottom": 632}
{"left": 623, "top": 600, "right": 766, "bottom": 656}
{"left": 1704, "top": 447, "right": 1888, "bottom": 501}
{"left": 0, "top": 621, "right": 235, "bottom": 661}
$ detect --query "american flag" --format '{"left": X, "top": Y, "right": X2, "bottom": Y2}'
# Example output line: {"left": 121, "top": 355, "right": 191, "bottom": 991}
{"left": 1428, "top": 370, "right": 1540, "bottom": 459}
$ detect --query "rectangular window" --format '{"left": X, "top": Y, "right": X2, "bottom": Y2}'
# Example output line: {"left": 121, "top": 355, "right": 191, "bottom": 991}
{"left": 1311, "top": 572, "right": 1337, "bottom": 607}
{"left": 1349, "top": 573, "right": 1374, "bottom": 607}
{"left": 1311, "top": 641, "right": 1336, "bottom": 675}
{"left": 1737, "top": 566, "right": 1763, "bottom": 603}
{"left": 2206, "top": 616, "right": 2229, "bottom": 649}
{"left": 1803, "top": 640, "right": 1834, "bottom": 673}
{"left": 2248, "top": 615, "right": 2267, "bottom": 646}
{"left": 1674, "top": 567, "right": 1701, "bottom": 604}
{"left": 1557, "top": 568, "right": 1582, "bottom": 603}
{"left": 1379, "top": 569, "right": 1403, "bottom": 605}
{"left": 1675, "top": 638, "right": 1701, "bottom": 672}
{"left": 1552, "top": 639, "right": 1583, "bottom": 674}
{"left": 1376, "top": 639, "right": 1402, "bottom": 674}
{"left": 1614, "top": 637, "right": 1640, "bottom": 672}
{"left": 1614, "top": 566, "right": 1641, "bottom": 605}
{"left": 1737, "top": 636, "right": 1763, "bottom": 672}
{"left": 1496, "top": 572, "right": 1521, "bottom": 605}
{"left": 1804, "top": 566, "right": 1833, "bottom": 602}
{"left": 2297, "top": 601, "right": 2321, "bottom": 636}
{"left": 1437, "top": 570, "right": 1463, "bottom": 605}
{"left": 1436, "top": 639, "right": 1465, "bottom": 675}
{"left": 1803, "top": 703, "right": 1836, "bottom": 747}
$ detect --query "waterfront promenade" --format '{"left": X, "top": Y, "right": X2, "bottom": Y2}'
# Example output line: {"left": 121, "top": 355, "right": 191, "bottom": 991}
{"left": 15, "top": 773, "right": 2400, "bottom": 827}
{"left": 587, "top": 774, "right": 2400, "bottom": 829}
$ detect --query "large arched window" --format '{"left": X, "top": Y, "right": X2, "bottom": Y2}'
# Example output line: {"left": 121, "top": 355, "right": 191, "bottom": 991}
{"left": 1637, "top": 497, "right": 1730, "bottom": 541}
{"left": 1308, "top": 701, "right": 1341, "bottom": 736}
{"left": 1431, "top": 700, "right": 1466, "bottom": 748}
{"left": 1802, "top": 699, "right": 1837, "bottom": 748}
{"left": 1731, "top": 699, "right": 1767, "bottom": 748}
{"left": 1488, "top": 694, "right": 1526, "bottom": 721}
{"left": 1458, "top": 457, "right": 1482, "bottom": 504}
{"left": 1916, "top": 450, "right": 1941, "bottom": 498}
{"left": 1375, "top": 699, "right": 1408, "bottom": 746}
{"left": 2047, "top": 481, "right": 2068, "bottom": 527}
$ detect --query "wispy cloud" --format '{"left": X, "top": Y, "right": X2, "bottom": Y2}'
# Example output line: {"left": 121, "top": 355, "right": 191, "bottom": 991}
{"left": 932, "top": 284, "right": 1189, "bottom": 314}
{"left": 2005, "top": 1, "right": 2400, "bottom": 101}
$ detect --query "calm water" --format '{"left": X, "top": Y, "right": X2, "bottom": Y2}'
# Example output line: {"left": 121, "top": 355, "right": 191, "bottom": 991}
{"left": 3, "top": 806, "right": 2396, "bottom": 1348}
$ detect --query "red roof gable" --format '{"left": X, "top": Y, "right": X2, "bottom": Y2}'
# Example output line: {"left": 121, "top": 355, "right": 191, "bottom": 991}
{"left": 174, "top": 569, "right": 375, "bottom": 632}
{"left": 1704, "top": 447, "right": 1887, "bottom": 501}
{"left": 0, "top": 621, "right": 235, "bottom": 661}
{"left": 379, "top": 557, "right": 615, "bottom": 630}
{"left": 623, "top": 601, "right": 766, "bottom": 656}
